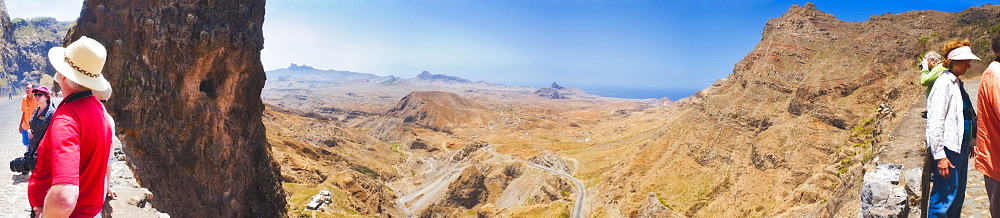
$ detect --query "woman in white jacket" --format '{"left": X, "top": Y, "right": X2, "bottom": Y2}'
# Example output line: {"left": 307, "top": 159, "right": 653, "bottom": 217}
{"left": 926, "top": 39, "right": 980, "bottom": 218}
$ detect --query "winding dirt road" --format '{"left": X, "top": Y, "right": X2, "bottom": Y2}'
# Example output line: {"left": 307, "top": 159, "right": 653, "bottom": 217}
{"left": 484, "top": 145, "right": 586, "bottom": 218}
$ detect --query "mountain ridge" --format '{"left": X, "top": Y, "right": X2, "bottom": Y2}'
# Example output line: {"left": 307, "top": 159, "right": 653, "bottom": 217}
{"left": 579, "top": 3, "right": 1000, "bottom": 217}
{"left": 265, "top": 64, "right": 659, "bottom": 101}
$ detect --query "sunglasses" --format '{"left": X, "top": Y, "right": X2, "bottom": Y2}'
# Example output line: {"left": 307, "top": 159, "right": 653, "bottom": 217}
{"left": 33, "top": 93, "right": 45, "bottom": 97}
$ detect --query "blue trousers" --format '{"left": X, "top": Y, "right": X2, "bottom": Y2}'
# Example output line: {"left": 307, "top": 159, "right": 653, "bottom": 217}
{"left": 20, "top": 129, "right": 28, "bottom": 147}
{"left": 928, "top": 128, "right": 972, "bottom": 218}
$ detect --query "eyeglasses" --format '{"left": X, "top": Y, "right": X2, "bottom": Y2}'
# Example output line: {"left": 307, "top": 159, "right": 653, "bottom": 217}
{"left": 33, "top": 93, "right": 45, "bottom": 97}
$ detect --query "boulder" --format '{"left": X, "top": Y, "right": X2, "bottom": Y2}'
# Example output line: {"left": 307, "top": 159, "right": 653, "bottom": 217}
{"left": 859, "top": 163, "right": 908, "bottom": 218}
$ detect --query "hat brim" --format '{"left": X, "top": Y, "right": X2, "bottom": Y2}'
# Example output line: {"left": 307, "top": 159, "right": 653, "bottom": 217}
{"left": 49, "top": 47, "right": 110, "bottom": 91}
{"left": 950, "top": 53, "right": 981, "bottom": 61}
{"left": 31, "top": 88, "right": 51, "bottom": 95}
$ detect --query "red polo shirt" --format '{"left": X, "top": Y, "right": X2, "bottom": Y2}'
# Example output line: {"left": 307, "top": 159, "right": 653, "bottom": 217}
{"left": 28, "top": 91, "right": 112, "bottom": 217}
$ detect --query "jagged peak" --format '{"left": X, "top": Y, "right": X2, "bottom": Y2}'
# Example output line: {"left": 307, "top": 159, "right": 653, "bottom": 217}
{"left": 287, "top": 63, "right": 316, "bottom": 70}
{"left": 551, "top": 82, "right": 563, "bottom": 89}
{"left": 782, "top": 2, "right": 837, "bottom": 21}
{"left": 418, "top": 71, "right": 433, "bottom": 78}
{"left": 761, "top": 2, "right": 840, "bottom": 39}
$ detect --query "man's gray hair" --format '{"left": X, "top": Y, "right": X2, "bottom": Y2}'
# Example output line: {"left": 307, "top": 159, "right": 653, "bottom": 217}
{"left": 925, "top": 51, "right": 942, "bottom": 63}
{"left": 56, "top": 72, "right": 90, "bottom": 91}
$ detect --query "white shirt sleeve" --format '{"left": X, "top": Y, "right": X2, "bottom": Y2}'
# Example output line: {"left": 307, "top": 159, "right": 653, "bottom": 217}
{"left": 925, "top": 71, "right": 964, "bottom": 160}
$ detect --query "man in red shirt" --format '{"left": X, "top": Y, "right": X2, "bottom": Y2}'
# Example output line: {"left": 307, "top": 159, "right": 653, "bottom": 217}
{"left": 28, "top": 36, "right": 113, "bottom": 217}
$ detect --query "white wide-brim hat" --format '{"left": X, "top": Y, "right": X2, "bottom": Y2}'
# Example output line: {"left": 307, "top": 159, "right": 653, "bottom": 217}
{"left": 947, "top": 46, "right": 981, "bottom": 61}
{"left": 48, "top": 36, "right": 111, "bottom": 91}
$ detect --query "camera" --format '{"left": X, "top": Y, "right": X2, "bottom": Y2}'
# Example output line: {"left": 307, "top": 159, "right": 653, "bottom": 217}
{"left": 9, "top": 152, "right": 35, "bottom": 173}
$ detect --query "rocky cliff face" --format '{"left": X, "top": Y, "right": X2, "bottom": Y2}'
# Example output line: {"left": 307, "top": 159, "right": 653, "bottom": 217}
{"left": 0, "top": 0, "right": 16, "bottom": 93}
{"left": 0, "top": 0, "right": 70, "bottom": 94}
{"left": 10, "top": 17, "right": 71, "bottom": 84}
{"left": 66, "top": 1, "right": 284, "bottom": 217}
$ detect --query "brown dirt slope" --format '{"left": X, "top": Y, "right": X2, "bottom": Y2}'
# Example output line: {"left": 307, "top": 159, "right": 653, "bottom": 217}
{"left": 580, "top": 3, "right": 1000, "bottom": 217}
{"left": 387, "top": 91, "right": 495, "bottom": 132}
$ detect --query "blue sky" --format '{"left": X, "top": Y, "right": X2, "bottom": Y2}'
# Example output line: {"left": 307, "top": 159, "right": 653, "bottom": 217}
{"left": 6, "top": 0, "right": 996, "bottom": 99}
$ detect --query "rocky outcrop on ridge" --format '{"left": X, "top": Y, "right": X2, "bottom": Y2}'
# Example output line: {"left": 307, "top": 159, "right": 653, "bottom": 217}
{"left": 551, "top": 82, "right": 564, "bottom": 89}
{"left": 535, "top": 86, "right": 591, "bottom": 99}
{"left": 66, "top": 0, "right": 284, "bottom": 217}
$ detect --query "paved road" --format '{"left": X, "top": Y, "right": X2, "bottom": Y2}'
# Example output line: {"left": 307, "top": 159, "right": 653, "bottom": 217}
{"left": 0, "top": 97, "right": 32, "bottom": 217}
{"left": 484, "top": 145, "right": 586, "bottom": 218}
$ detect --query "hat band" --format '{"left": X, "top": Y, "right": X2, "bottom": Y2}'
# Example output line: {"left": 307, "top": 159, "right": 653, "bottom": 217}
{"left": 64, "top": 55, "right": 101, "bottom": 78}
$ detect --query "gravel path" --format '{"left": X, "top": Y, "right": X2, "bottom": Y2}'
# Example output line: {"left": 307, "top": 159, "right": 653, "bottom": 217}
{"left": 0, "top": 96, "right": 32, "bottom": 217}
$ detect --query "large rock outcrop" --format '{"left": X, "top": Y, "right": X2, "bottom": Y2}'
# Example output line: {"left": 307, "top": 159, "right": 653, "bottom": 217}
{"left": 66, "top": 0, "right": 284, "bottom": 217}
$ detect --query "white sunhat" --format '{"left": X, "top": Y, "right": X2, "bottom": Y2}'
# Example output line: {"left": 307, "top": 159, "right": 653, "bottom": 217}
{"left": 48, "top": 36, "right": 111, "bottom": 91}
{"left": 947, "top": 46, "right": 981, "bottom": 61}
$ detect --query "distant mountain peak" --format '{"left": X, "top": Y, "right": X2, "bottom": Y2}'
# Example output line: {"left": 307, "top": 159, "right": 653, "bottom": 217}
{"left": 418, "top": 71, "right": 433, "bottom": 78}
{"left": 551, "top": 82, "right": 564, "bottom": 89}
{"left": 287, "top": 63, "right": 316, "bottom": 70}
{"left": 415, "top": 71, "right": 471, "bottom": 83}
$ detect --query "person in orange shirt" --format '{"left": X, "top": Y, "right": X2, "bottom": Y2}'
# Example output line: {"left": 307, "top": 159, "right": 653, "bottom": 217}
{"left": 18, "top": 83, "right": 38, "bottom": 150}
{"left": 976, "top": 34, "right": 1000, "bottom": 216}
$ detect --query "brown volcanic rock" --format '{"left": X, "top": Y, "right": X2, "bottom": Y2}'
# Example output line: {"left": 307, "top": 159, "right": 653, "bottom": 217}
{"left": 66, "top": 0, "right": 284, "bottom": 217}
{"left": 387, "top": 91, "right": 494, "bottom": 132}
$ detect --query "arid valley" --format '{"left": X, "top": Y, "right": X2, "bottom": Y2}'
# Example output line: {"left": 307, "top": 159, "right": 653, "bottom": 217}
{"left": 3, "top": 1, "right": 1000, "bottom": 217}
{"left": 262, "top": 4, "right": 1000, "bottom": 217}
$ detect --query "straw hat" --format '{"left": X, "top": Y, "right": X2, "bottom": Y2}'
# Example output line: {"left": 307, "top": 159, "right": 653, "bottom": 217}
{"left": 93, "top": 86, "right": 113, "bottom": 101}
{"left": 48, "top": 36, "right": 110, "bottom": 91}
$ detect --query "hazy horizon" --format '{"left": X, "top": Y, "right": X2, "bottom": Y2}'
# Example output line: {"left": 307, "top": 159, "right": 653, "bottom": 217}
{"left": 6, "top": 0, "right": 995, "bottom": 100}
